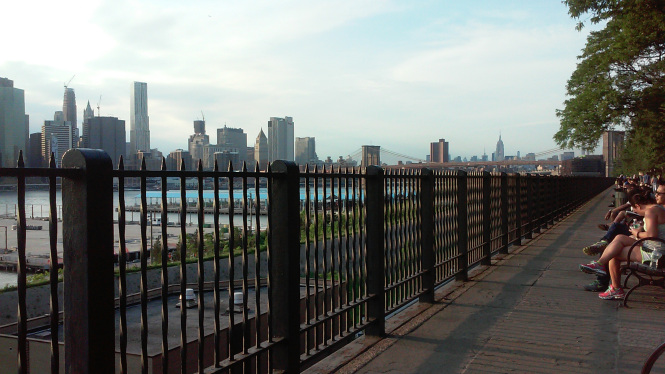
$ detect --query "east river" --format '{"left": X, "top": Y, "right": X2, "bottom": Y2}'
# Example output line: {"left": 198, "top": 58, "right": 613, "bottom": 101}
{"left": 0, "top": 189, "right": 271, "bottom": 288}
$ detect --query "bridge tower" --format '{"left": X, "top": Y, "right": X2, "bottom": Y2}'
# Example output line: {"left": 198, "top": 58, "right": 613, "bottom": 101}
{"left": 362, "top": 145, "right": 381, "bottom": 167}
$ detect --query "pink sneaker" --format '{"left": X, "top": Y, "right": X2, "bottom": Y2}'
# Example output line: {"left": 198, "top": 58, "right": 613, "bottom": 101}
{"left": 579, "top": 261, "right": 607, "bottom": 276}
{"left": 599, "top": 285, "right": 625, "bottom": 300}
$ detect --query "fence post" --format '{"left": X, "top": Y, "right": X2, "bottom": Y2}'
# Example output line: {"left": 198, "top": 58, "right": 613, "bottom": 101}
{"left": 420, "top": 168, "right": 435, "bottom": 303}
{"left": 500, "top": 172, "right": 509, "bottom": 255}
{"left": 533, "top": 176, "right": 542, "bottom": 233}
{"left": 365, "top": 166, "right": 385, "bottom": 337}
{"left": 525, "top": 174, "right": 534, "bottom": 239}
{"left": 546, "top": 177, "right": 554, "bottom": 226}
{"left": 514, "top": 174, "right": 522, "bottom": 246}
{"left": 61, "top": 149, "right": 115, "bottom": 374}
{"left": 269, "top": 160, "right": 301, "bottom": 373}
{"left": 482, "top": 172, "right": 491, "bottom": 265}
{"left": 456, "top": 171, "right": 468, "bottom": 281}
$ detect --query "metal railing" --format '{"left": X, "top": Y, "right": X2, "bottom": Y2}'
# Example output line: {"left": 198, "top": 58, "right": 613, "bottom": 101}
{"left": 0, "top": 149, "right": 613, "bottom": 373}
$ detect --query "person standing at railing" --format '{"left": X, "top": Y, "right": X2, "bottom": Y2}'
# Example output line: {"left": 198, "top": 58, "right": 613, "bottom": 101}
{"left": 579, "top": 187, "right": 665, "bottom": 300}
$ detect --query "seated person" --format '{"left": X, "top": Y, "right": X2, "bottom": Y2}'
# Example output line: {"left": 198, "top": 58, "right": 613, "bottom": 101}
{"left": 579, "top": 187, "right": 665, "bottom": 300}
{"left": 584, "top": 187, "right": 643, "bottom": 256}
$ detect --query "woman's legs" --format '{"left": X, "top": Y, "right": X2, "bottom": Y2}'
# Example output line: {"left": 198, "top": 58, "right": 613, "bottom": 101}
{"left": 598, "top": 234, "right": 636, "bottom": 265}
{"left": 607, "top": 244, "right": 643, "bottom": 289}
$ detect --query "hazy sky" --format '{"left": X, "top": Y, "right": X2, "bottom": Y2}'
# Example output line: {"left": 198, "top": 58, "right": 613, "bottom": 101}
{"left": 1, "top": 0, "right": 594, "bottom": 161}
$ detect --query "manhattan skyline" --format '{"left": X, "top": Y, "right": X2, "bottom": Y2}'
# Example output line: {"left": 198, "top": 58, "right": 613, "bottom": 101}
{"left": 1, "top": 1, "right": 600, "bottom": 159}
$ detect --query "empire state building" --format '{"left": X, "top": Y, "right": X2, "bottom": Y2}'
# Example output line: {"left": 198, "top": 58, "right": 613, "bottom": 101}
{"left": 495, "top": 134, "right": 504, "bottom": 162}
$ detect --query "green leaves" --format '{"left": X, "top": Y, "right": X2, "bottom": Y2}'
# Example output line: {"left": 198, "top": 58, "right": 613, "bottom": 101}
{"left": 557, "top": 0, "right": 665, "bottom": 172}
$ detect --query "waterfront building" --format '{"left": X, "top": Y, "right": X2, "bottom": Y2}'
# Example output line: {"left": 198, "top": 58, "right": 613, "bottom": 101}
{"left": 560, "top": 155, "right": 605, "bottom": 176}
{"left": 602, "top": 130, "right": 625, "bottom": 177}
{"left": 295, "top": 137, "right": 317, "bottom": 165}
{"left": 166, "top": 149, "right": 192, "bottom": 170}
{"left": 268, "top": 116, "right": 294, "bottom": 162}
{"left": 130, "top": 82, "right": 150, "bottom": 156}
{"left": 202, "top": 144, "right": 240, "bottom": 170}
{"left": 0, "top": 78, "right": 28, "bottom": 167}
{"left": 63, "top": 87, "right": 77, "bottom": 131}
{"left": 28, "top": 133, "right": 43, "bottom": 167}
{"left": 41, "top": 116, "right": 74, "bottom": 168}
{"left": 137, "top": 149, "right": 163, "bottom": 171}
{"left": 246, "top": 147, "right": 255, "bottom": 166}
{"left": 495, "top": 134, "right": 505, "bottom": 162}
{"left": 430, "top": 139, "right": 449, "bottom": 163}
{"left": 188, "top": 120, "right": 209, "bottom": 168}
{"left": 214, "top": 151, "right": 240, "bottom": 172}
{"left": 561, "top": 151, "right": 575, "bottom": 161}
{"left": 254, "top": 129, "right": 268, "bottom": 170}
{"left": 217, "top": 125, "right": 247, "bottom": 165}
{"left": 81, "top": 116, "right": 126, "bottom": 168}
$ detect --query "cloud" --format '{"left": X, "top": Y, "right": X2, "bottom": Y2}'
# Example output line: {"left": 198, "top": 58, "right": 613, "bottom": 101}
{"left": 2, "top": 1, "right": 592, "bottom": 160}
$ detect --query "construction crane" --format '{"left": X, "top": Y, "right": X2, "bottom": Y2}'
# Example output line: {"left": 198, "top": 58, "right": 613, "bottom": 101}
{"left": 97, "top": 95, "right": 102, "bottom": 117}
{"left": 200, "top": 110, "right": 205, "bottom": 122}
{"left": 64, "top": 75, "right": 75, "bottom": 89}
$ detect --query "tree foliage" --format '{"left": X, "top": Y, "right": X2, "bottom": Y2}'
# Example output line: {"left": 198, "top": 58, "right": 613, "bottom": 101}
{"left": 556, "top": 0, "right": 665, "bottom": 171}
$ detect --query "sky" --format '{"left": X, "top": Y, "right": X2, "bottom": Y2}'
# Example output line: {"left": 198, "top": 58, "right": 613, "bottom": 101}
{"left": 1, "top": 0, "right": 597, "bottom": 161}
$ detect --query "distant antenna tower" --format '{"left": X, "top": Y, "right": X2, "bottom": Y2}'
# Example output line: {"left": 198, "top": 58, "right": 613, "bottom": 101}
{"left": 200, "top": 110, "right": 205, "bottom": 122}
{"left": 97, "top": 95, "right": 102, "bottom": 116}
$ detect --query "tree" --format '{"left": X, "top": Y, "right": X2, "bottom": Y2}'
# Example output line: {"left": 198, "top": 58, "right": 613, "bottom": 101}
{"left": 151, "top": 239, "right": 162, "bottom": 264}
{"left": 555, "top": 0, "right": 665, "bottom": 171}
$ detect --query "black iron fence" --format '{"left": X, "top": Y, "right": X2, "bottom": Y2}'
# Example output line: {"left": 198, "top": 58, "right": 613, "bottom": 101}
{"left": 0, "top": 149, "right": 612, "bottom": 373}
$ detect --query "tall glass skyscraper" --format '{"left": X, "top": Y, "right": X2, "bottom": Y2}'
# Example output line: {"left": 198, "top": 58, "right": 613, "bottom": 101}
{"left": 130, "top": 82, "right": 150, "bottom": 155}
{"left": 268, "top": 116, "right": 294, "bottom": 162}
{"left": 0, "top": 78, "right": 27, "bottom": 167}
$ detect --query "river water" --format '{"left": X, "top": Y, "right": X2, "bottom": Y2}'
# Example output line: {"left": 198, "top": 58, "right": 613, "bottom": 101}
{"left": 0, "top": 189, "right": 274, "bottom": 288}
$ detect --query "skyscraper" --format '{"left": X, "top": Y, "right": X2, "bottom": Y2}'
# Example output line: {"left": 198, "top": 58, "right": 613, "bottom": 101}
{"left": 82, "top": 116, "right": 126, "bottom": 168}
{"left": 217, "top": 125, "right": 248, "bottom": 164}
{"left": 42, "top": 113, "right": 74, "bottom": 168}
{"left": 188, "top": 119, "right": 209, "bottom": 168}
{"left": 0, "top": 78, "right": 28, "bottom": 167}
{"left": 63, "top": 87, "right": 77, "bottom": 130}
{"left": 28, "top": 133, "right": 43, "bottom": 167}
{"left": 83, "top": 100, "right": 94, "bottom": 122}
{"left": 254, "top": 129, "right": 268, "bottom": 170}
{"left": 268, "top": 116, "right": 294, "bottom": 161}
{"left": 295, "top": 137, "right": 317, "bottom": 165}
{"left": 495, "top": 134, "right": 505, "bottom": 162}
{"left": 130, "top": 82, "right": 150, "bottom": 155}
{"left": 166, "top": 149, "right": 192, "bottom": 171}
{"left": 430, "top": 139, "right": 449, "bottom": 163}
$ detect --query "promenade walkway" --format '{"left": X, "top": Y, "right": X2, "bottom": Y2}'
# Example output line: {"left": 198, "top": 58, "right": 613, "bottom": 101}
{"left": 309, "top": 188, "right": 665, "bottom": 373}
